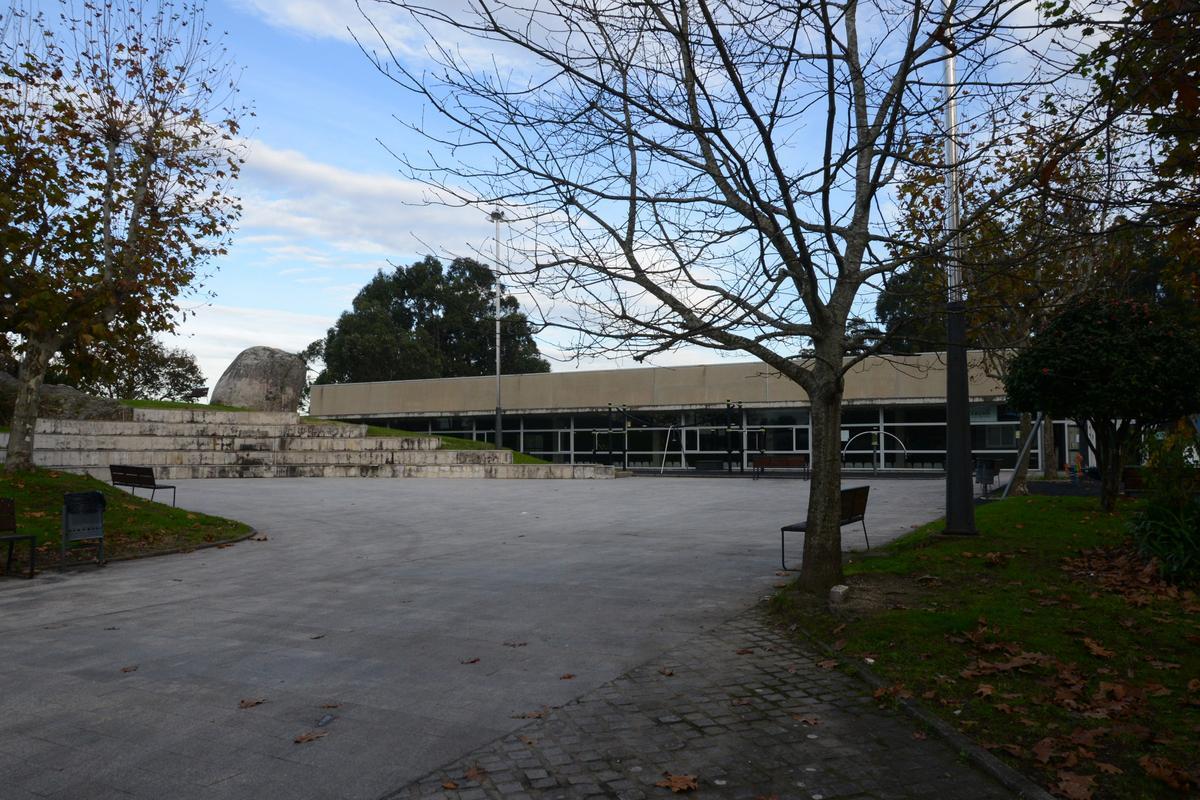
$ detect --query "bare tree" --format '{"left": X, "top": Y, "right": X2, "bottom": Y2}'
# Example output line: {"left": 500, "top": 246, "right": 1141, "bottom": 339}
{"left": 361, "top": 0, "right": 1111, "bottom": 592}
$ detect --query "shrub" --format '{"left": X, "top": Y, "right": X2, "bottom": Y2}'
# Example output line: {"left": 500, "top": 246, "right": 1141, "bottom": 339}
{"left": 1130, "top": 422, "right": 1200, "bottom": 584}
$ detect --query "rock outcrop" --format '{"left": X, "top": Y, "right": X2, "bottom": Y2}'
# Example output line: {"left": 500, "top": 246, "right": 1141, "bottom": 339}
{"left": 211, "top": 347, "right": 306, "bottom": 412}
{"left": 0, "top": 371, "right": 130, "bottom": 425}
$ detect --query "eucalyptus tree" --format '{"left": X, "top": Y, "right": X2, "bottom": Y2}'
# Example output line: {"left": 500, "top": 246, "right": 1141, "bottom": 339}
{"left": 361, "top": 0, "right": 1116, "bottom": 592}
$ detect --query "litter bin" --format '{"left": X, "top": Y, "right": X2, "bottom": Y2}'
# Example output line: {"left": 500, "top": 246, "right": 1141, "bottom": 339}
{"left": 62, "top": 491, "right": 106, "bottom": 564}
{"left": 974, "top": 459, "right": 998, "bottom": 493}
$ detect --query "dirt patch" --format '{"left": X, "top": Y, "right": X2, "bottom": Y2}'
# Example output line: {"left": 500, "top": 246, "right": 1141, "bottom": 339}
{"left": 835, "top": 572, "right": 930, "bottom": 616}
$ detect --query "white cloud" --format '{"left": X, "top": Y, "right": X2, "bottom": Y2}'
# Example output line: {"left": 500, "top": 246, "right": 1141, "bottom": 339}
{"left": 165, "top": 304, "right": 334, "bottom": 390}
{"left": 237, "top": 138, "right": 493, "bottom": 265}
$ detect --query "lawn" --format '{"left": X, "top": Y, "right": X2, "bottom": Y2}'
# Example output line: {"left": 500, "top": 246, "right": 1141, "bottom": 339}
{"left": 0, "top": 469, "right": 252, "bottom": 574}
{"left": 773, "top": 495, "right": 1199, "bottom": 799}
{"left": 120, "top": 399, "right": 249, "bottom": 412}
{"left": 301, "top": 418, "right": 549, "bottom": 465}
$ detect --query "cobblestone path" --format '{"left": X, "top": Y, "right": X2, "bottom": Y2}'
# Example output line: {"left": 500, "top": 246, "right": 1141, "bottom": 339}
{"left": 387, "top": 608, "right": 1012, "bottom": 800}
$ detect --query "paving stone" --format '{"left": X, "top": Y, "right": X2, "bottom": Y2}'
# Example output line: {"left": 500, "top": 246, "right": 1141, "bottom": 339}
{"left": 382, "top": 608, "right": 1013, "bottom": 799}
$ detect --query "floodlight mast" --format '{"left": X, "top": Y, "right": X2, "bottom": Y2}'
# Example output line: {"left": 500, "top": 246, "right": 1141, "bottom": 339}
{"left": 490, "top": 209, "right": 505, "bottom": 449}
{"left": 943, "top": 11, "right": 977, "bottom": 535}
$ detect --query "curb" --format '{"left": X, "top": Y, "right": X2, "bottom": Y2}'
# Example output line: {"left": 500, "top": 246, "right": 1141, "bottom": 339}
{"left": 15, "top": 528, "right": 261, "bottom": 577}
{"left": 783, "top": 617, "right": 1056, "bottom": 800}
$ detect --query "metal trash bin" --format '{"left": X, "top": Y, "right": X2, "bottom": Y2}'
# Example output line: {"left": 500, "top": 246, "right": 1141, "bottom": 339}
{"left": 974, "top": 459, "right": 998, "bottom": 493}
{"left": 62, "top": 491, "right": 106, "bottom": 564}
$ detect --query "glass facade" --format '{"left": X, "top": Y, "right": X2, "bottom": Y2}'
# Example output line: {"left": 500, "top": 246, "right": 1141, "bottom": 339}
{"left": 350, "top": 402, "right": 1057, "bottom": 473}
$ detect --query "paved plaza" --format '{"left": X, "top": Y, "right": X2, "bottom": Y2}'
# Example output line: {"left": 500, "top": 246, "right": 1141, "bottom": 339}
{"left": 0, "top": 477, "right": 1013, "bottom": 799}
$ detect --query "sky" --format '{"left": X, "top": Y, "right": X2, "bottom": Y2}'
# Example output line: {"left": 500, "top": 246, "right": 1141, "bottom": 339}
{"left": 167, "top": 0, "right": 730, "bottom": 387}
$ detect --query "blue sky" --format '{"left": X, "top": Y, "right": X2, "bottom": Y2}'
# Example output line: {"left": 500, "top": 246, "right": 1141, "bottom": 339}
{"left": 169, "top": 0, "right": 766, "bottom": 385}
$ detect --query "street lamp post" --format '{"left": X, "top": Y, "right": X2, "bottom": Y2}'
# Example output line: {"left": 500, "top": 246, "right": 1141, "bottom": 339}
{"left": 490, "top": 209, "right": 505, "bottom": 449}
{"left": 943, "top": 14, "right": 977, "bottom": 535}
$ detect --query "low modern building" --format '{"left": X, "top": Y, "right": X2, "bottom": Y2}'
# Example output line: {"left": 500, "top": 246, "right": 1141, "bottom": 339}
{"left": 309, "top": 352, "right": 1085, "bottom": 473}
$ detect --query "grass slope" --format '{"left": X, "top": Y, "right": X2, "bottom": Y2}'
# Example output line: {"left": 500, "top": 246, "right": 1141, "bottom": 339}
{"left": 773, "top": 495, "right": 1199, "bottom": 798}
{"left": 120, "top": 399, "right": 249, "bottom": 412}
{"left": 301, "top": 418, "right": 549, "bottom": 465}
{"left": 0, "top": 469, "right": 251, "bottom": 573}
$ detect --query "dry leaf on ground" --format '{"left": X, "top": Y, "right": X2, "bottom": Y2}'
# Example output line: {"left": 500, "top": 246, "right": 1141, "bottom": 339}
{"left": 464, "top": 765, "right": 487, "bottom": 782}
{"left": 238, "top": 698, "right": 266, "bottom": 709}
{"left": 1054, "top": 771, "right": 1095, "bottom": 800}
{"left": 654, "top": 772, "right": 699, "bottom": 793}
{"left": 441, "top": 779, "right": 459, "bottom": 790}
{"left": 120, "top": 665, "right": 138, "bottom": 673}
{"left": 735, "top": 648, "right": 754, "bottom": 655}
{"left": 560, "top": 673, "right": 575, "bottom": 680}
{"left": 659, "top": 666, "right": 675, "bottom": 677}
{"left": 1081, "top": 638, "right": 1114, "bottom": 659}
{"left": 816, "top": 659, "right": 838, "bottom": 670}
{"left": 293, "top": 731, "right": 327, "bottom": 744}
{"left": 460, "top": 657, "right": 480, "bottom": 665}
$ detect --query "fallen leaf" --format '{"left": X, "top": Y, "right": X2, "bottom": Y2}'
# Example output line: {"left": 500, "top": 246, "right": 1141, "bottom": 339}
{"left": 1054, "top": 771, "right": 1095, "bottom": 800}
{"left": 912, "top": 731, "right": 927, "bottom": 740}
{"left": 1139, "top": 755, "right": 1196, "bottom": 790}
{"left": 441, "top": 779, "right": 459, "bottom": 790}
{"left": 1095, "top": 762, "right": 1123, "bottom": 775}
{"left": 1082, "top": 638, "right": 1114, "bottom": 659}
{"left": 309, "top": 634, "right": 325, "bottom": 640}
{"left": 658, "top": 666, "right": 675, "bottom": 677}
{"left": 1189, "top": 678, "right": 1200, "bottom": 692}
{"left": 731, "top": 697, "right": 752, "bottom": 706}
{"left": 120, "top": 665, "right": 138, "bottom": 673}
{"left": 1032, "top": 737, "right": 1056, "bottom": 764}
{"left": 512, "top": 708, "right": 547, "bottom": 719}
{"left": 816, "top": 659, "right": 838, "bottom": 670}
{"left": 654, "top": 772, "right": 698, "bottom": 793}
{"left": 460, "top": 657, "right": 480, "bottom": 665}
{"left": 791, "top": 714, "right": 820, "bottom": 725}
{"left": 464, "top": 764, "right": 487, "bottom": 782}
{"left": 518, "top": 735, "right": 536, "bottom": 746}
{"left": 735, "top": 648, "right": 754, "bottom": 655}
{"left": 832, "top": 639, "right": 847, "bottom": 651}
{"left": 238, "top": 698, "right": 266, "bottom": 709}
{"left": 502, "top": 640, "right": 527, "bottom": 648}
{"left": 974, "top": 684, "right": 995, "bottom": 699}
{"left": 832, "top": 623, "right": 846, "bottom": 635}
{"left": 293, "top": 731, "right": 327, "bottom": 744}
{"left": 319, "top": 703, "right": 340, "bottom": 709}
{"left": 560, "top": 673, "right": 575, "bottom": 680}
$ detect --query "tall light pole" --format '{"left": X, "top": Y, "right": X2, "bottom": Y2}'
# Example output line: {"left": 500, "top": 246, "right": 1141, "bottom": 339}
{"left": 943, "top": 12, "right": 977, "bottom": 535}
{"left": 489, "top": 209, "right": 505, "bottom": 448}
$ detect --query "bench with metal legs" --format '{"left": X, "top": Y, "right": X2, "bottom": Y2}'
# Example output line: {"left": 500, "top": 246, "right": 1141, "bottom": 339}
{"left": 780, "top": 485, "right": 870, "bottom": 570}
{"left": 1, "top": 498, "right": 36, "bottom": 579}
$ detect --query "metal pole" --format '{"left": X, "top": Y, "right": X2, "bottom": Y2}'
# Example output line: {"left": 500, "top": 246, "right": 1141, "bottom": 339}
{"left": 942, "top": 11, "right": 977, "bottom": 535}
{"left": 490, "top": 210, "right": 504, "bottom": 448}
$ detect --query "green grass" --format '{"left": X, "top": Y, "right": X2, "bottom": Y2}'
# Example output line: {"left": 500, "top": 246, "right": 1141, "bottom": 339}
{"left": 773, "top": 495, "right": 1200, "bottom": 798}
{"left": 301, "top": 418, "right": 549, "bottom": 464}
{"left": 0, "top": 468, "right": 251, "bottom": 573}
{"left": 120, "top": 399, "right": 249, "bottom": 412}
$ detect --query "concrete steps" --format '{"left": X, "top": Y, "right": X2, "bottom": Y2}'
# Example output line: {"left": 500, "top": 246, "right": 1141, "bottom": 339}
{"left": 0, "top": 407, "right": 613, "bottom": 480}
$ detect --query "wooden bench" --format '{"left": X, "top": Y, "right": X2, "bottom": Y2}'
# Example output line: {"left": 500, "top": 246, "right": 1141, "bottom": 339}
{"left": 779, "top": 486, "right": 870, "bottom": 569}
{"left": 752, "top": 454, "right": 810, "bottom": 480}
{"left": 109, "top": 465, "right": 176, "bottom": 506}
{"left": 1, "top": 498, "right": 36, "bottom": 579}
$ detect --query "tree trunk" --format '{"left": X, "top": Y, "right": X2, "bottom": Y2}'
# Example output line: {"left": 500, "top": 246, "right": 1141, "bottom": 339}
{"left": 1041, "top": 418, "right": 1058, "bottom": 480}
{"left": 1093, "top": 422, "right": 1121, "bottom": 512}
{"left": 798, "top": 382, "right": 845, "bottom": 594}
{"left": 5, "top": 339, "right": 56, "bottom": 473}
{"left": 1008, "top": 412, "right": 1032, "bottom": 496}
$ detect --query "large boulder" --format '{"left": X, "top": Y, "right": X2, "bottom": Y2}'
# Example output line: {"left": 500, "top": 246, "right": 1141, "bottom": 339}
{"left": 211, "top": 347, "right": 306, "bottom": 412}
{"left": 0, "top": 371, "right": 130, "bottom": 425}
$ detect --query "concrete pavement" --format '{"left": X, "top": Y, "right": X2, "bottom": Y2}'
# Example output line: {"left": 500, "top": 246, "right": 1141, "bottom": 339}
{"left": 0, "top": 477, "right": 990, "bottom": 799}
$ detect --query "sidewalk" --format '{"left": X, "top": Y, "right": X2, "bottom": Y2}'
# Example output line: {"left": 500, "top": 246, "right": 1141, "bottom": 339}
{"left": 389, "top": 607, "right": 1013, "bottom": 799}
